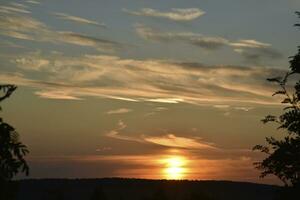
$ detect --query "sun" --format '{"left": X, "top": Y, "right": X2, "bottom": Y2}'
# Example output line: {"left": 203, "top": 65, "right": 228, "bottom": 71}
{"left": 163, "top": 156, "right": 187, "bottom": 180}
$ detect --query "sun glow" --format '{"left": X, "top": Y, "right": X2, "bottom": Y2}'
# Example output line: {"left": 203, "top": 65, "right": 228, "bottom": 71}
{"left": 163, "top": 156, "right": 187, "bottom": 180}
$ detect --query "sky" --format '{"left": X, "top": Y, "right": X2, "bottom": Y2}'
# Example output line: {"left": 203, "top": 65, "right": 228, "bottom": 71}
{"left": 0, "top": 0, "right": 299, "bottom": 185}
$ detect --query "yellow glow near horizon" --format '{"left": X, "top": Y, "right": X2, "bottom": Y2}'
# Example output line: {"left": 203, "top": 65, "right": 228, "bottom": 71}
{"left": 163, "top": 156, "right": 187, "bottom": 180}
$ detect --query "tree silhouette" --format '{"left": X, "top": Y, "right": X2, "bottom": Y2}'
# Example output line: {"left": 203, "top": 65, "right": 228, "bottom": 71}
{"left": 0, "top": 85, "right": 29, "bottom": 181}
{"left": 253, "top": 13, "right": 300, "bottom": 188}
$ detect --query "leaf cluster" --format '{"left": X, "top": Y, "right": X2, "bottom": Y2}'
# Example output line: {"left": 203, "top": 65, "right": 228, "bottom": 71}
{"left": 0, "top": 85, "right": 29, "bottom": 181}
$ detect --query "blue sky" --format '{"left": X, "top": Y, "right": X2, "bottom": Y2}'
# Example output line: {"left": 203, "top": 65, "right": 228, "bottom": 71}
{"left": 0, "top": 0, "right": 299, "bottom": 184}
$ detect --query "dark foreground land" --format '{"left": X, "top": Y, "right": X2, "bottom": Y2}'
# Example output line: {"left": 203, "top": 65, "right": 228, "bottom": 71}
{"left": 13, "top": 178, "right": 281, "bottom": 200}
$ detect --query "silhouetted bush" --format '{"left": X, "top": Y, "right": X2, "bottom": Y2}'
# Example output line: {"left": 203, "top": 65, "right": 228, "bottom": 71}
{"left": 0, "top": 85, "right": 29, "bottom": 199}
{"left": 254, "top": 12, "right": 300, "bottom": 199}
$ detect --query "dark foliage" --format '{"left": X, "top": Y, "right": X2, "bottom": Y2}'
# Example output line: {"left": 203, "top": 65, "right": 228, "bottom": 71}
{"left": 253, "top": 13, "right": 300, "bottom": 188}
{"left": 0, "top": 85, "right": 16, "bottom": 104}
{"left": 0, "top": 84, "right": 29, "bottom": 183}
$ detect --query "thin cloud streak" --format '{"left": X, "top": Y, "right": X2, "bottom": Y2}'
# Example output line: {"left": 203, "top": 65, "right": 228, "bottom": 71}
{"left": 144, "top": 134, "right": 217, "bottom": 150}
{"left": 0, "top": 5, "right": 30, "bottom": 14}
{"left": 35, "top": 90, "right": 83, "bottom": 100}
{"left": 26, "top": 0, "right": 41, "bottom": 5}
{"left": 106, "top": 108, "right": 133, "bottom": 115}
{"left": 124, "top": 8, "right": 205, "bottom": 21}
{"left": 230, "top": 40, "right": 271, "bottom": 48}
{"left": 9, "top": 3, "right": 29, "bottom": 9}
{"left": 52, "top": 12, "right": 106, "bottom": 27}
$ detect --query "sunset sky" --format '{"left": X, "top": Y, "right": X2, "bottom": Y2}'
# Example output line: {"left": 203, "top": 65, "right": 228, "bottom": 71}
{"left": 0, "top": 0, "right": 299, "bottom": 184}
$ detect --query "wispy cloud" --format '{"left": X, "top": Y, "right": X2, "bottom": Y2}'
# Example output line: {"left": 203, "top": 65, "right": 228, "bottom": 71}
{"left": 230, "top": 40, "right": 271, "bottom": 48}
{"left": 0, "top": 5, "right": 30, "bottom": 14}
{"left": 233, "top": 48, "right": 283, "bottom": 64}
{"left": 155, "top": 107, "right": 168, "bottom": 111}
{"left": 26, "top": 0, "right": 41, "bottom": 5}
{"left": 0, "top": 40, "right": 24, "bottom": 49}
{"left": 9, "top": 2, "right": 28, "bottom": 9}
{"left": 105, "top": 122, "right": 217, "bottom": 150}
{"left": 13, "top": 51, "right": 49, "bottom": 71}
{"left": 0, "top": 5, "right": 121, "bottom": 52}
{"left": 95, "top": 147, "right": 112, "bottom": 152}
{"left": 106, "top": 108, "right": 132, "bottom": 115}
{"left": 124, "top": 8, "right": 205, "bottom": 21}
{"left": 106, "top": 120, "right": 126, "bottom": 139}
{"left": 213, "top": 104, "right": 254, "bottom": 116}
{"left": 230, "top": 40, "right": 282, "bottom": 63}
{"left": 144, "top": 107, "right": 169, "bottom": 117}
{"left": 135, "top": 24, "right": 228, "bottom": 50}
{"left": 58, "top": 32, "right": 121, "bottom": 52}
{"left": 213, "top": 105, "right": 230, "bottom": 109}
{"left": 146, "top": 98, "right": 184, "bottom": 104}
{"left": 135, "top": 24, "right": 283, "bottom": 62}
{"left": 106, "top": 120, "right": 143, "bottom": 142}
{"left": 35, "top": 90, "right": 83, "bottom": 100}
{"left": 52, "top": 12, "right": 106, "bottom": 27}
{"left": 4, "top": 51, "right": 286, "bottom": 105}
{"left": 234, "top": 106, "right": 253, "bottom": 112}
{"left": 144, "top": 134, "right": 217, "bottom": 149}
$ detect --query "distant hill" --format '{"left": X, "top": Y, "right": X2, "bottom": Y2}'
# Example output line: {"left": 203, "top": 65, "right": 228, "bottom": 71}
{"left": 16, "top": 178, "right": 280, "bottom": 200}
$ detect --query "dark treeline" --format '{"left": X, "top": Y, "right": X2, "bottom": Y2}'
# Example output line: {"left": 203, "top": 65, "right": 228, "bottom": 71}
{"left": 16, "top": 178, "right": 279, "bottom": 200}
